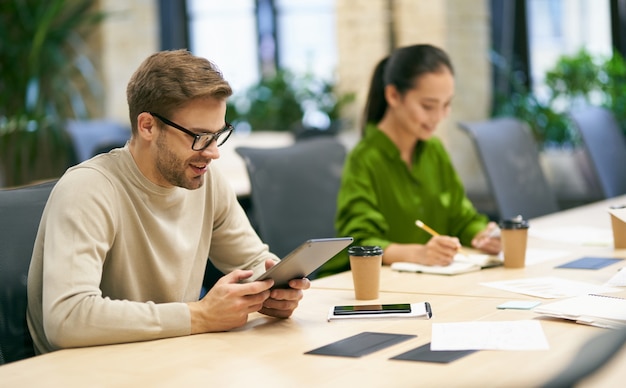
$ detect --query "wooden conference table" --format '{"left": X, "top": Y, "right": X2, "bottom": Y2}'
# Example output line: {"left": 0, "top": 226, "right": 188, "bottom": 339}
{"left": 1, "top": 197, "right": 625, "bottom": 387}
{"left": 314, "top": 193, "right": 626, "bottom": 298}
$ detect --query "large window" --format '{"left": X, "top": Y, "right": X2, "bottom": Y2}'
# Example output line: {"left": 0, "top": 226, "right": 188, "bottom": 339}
{"left": 275, "top": 0, "right": 336, "bottom": 80}
{"left": 527, "top": 0, "right": 612, "bottom": 100}
{"left": 187, "top": 0, "right": 337, "bottom": 94}
{"left": 187, "top": 0, "right": 258, "bottom": 94}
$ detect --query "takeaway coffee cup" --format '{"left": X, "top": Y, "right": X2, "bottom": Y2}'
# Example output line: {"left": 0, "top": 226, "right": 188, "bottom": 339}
{"left": 499, "top": 216, "right": 530, "bottom": 268}
{"left": 348, "top": 246, "right": 383, "bottom": 300}
{"left": 609, "top": 206, "right": 626, "bottom": 249}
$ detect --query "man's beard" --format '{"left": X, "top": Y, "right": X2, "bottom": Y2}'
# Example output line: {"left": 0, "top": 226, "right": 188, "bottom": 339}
{"left": 155, "top": 132, "right": 205, "bottom": 190}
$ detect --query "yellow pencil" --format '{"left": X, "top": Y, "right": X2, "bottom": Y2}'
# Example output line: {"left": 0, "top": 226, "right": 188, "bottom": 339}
{"left": 415, "top": 220, "right": 440, "bottom": 237}
{"left": 415, "top": 220, "right": 466, "bottom": 255}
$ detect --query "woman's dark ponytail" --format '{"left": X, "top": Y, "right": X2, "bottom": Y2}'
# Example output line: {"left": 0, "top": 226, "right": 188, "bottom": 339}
{"left": 361, "top": 57, "right": 389, "bottom": 135}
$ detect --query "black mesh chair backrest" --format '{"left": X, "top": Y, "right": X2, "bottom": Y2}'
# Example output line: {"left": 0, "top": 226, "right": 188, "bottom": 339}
{"left": 569, "top": 106, "right": 626, "bottom": 199}
{"left": 236, "top": 137, "right": 346, "bottom": 263}
{"left": 459, "top": 117, "right": 559, "bottom": 220}
{"left": 0, "top": 180, "right": 56, "bottom": 365}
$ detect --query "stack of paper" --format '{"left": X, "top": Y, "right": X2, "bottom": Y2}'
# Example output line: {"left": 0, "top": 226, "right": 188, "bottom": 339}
{"left": 606, "top": 268, "right": 626, "bottom": 287}
{"left": 533, "top": 294, "right": 626, "bottom": 329}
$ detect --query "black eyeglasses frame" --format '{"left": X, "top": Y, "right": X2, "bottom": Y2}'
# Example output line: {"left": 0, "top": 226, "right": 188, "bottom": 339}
{"left": 148, "top": 112, "right": 234, "bottom": 150}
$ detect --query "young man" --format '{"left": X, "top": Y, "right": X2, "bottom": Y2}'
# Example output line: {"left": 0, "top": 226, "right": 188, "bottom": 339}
{"left": 27, "top": 49, "right": 310, "bottom": 355}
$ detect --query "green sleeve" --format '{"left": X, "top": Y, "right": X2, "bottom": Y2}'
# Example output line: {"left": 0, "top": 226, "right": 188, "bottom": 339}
{"left": 316, "top": 149, "right": 392, "bottom": 277}
{"left": 336, "top": 153, "right": 393, "bottom": 248}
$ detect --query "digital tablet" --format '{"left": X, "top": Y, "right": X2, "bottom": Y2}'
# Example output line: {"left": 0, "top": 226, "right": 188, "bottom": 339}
{"left": 252, "top": 237, "right": 353, "bottom": 288}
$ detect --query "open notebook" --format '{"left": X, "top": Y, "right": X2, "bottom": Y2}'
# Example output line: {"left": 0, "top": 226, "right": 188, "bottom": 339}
{"left": 533, "top": 294, "right": 626, "bottom": 329}
{"left": 391, "top": 253, "right": 502, "bottom": 275}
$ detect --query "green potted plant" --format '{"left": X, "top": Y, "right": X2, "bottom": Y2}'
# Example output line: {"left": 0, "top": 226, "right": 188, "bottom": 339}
{"left": 493, "top": 48, "right": 626, "bottom": 148}
{"left": 492, "top": 87, "right": 574, "bottom": 148}
{"left": 226, "top": 69, "right": 355, "bottom": 137}
{"left": 0, "top": 0, "right": 106, "bottom": 187}
{"left": 492, "top": 48, "right": 626, "bottom": 207}
{"left": 226, "top": 69, "right": 303, "bottom": 133}
{"left": 597, "top": 51, "right": 626, "bottom": 133}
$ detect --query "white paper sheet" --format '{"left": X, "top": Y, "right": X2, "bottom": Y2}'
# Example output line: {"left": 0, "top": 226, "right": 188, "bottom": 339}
{"left": 529, "top": 226, "right": 613, "bottom": 247}
{"left": 431, "top": 320, "right": 549, "bottom": 350}
{"left": 606, "top": 267, "right": 626, "bottom": 287}
{"left": 480, "top": 277, "right": 622, "bottom": 299}
{"left": 520, "top": 248, "right": 571, "bottom": 266}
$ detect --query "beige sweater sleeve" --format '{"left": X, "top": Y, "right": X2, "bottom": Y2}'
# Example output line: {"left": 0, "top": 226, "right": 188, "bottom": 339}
{"left": 206, "top": 165, "right": 279, "bottom": 278}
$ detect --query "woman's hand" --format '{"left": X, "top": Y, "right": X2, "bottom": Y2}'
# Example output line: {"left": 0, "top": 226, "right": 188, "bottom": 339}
{"left": 471, "top": 222, "right": 501, "bottom": 254}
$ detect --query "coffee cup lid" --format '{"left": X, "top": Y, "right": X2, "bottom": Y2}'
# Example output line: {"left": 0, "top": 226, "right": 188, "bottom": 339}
{"left": 499, "top": 215, "right": 529, "bottom": 229}
{"left": 348, "top": 245, "right": 383, "bottom": 256}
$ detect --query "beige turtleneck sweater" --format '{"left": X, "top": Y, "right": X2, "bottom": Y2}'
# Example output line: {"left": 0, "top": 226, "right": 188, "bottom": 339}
{"left": 27, "top": 146, "right": 277, "bottom": 354}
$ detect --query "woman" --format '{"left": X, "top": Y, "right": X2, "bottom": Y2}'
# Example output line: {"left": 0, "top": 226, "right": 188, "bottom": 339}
{"left": 320, "top": 44, "right": 500, "bottom": 276}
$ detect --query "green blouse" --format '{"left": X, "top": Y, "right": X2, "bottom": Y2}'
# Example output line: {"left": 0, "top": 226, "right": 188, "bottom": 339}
{"left": 318, "top": 124, "right": 488, "bottom": 277}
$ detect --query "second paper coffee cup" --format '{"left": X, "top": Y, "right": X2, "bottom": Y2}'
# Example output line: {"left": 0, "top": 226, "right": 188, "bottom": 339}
{"left": 348, "top": 246, "right": 383, "bottom": 300}
{"left": 499, "top": 216, "right": 530, "bottom": 268}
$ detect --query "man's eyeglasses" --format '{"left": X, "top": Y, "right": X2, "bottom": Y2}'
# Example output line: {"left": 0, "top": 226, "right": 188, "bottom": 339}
{"left": 149, "top": 112, "right": 234, "bottom": 151}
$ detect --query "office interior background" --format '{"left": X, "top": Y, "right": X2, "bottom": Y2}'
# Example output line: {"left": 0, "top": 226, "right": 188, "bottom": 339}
{"left": 1, "top": 0, "right": 625, "bottom": 214}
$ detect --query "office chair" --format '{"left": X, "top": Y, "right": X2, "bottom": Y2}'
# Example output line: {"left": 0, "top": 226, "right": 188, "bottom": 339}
{"left": 0, "top": 179, "right": 56, "bottom": 365}
{"left": 236, "top": 137, "right": 346, "bottom": 270}
{"left": 459, "top": 117, "right": 560, "bottom": 220}
{"left": 569, "top": 106, "right": 626, "bottom": 198}
{"left": 542, "top": 326, "right": 626, "bottom": 387}
{"left": 65, "top": 119, "right": 130, "bottom": 164}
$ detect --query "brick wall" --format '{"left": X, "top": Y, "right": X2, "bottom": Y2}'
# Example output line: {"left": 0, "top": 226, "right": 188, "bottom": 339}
{"left": 99, "top": 0, "right": 159, "bottom": 123}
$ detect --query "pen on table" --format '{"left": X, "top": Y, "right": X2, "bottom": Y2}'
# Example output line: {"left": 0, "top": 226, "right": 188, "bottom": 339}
{"left": 415, "top": 220, "right": 466, "bottom": 255}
